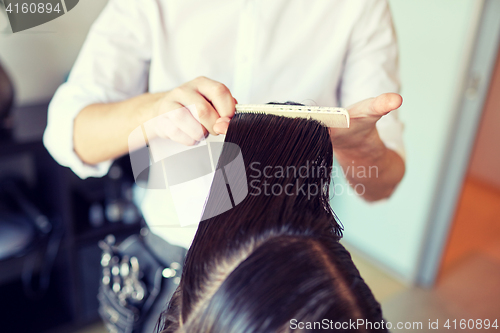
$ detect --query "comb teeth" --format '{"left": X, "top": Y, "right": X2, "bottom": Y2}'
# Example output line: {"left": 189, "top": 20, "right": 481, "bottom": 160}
{"left": 235, "top": 104, "right": 350, "bottom": 128}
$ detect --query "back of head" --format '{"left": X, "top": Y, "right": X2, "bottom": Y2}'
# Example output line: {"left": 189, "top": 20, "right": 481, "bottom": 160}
{"left": 158, "top": 111, "right": 388, "bottom": 333}
{"left": 178, "top": 236, "right": 386, "bottom": 333}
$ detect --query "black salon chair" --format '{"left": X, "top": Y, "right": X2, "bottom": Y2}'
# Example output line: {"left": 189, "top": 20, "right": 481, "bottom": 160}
{"left": 0, "top": 60, "right": 14, "bottom": 135}
{"left": 0, "top": 62, "right": 60, "bottom": 297}
{"left": 0, "top": 61, "right": 24, "bottom": 262}
{"left": 0, "top": 179, "right": 52, "bottom": 262}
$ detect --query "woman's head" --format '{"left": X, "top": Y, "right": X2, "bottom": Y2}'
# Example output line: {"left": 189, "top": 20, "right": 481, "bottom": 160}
{"left": 176, "top": 236, "right": 385, "bottom": 333}
{"left": 159, "top": 112, "right": 387, "bottom": 332}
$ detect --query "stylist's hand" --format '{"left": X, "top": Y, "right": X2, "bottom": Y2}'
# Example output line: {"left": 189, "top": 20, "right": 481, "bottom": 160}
{"left": 329, "top": 93, "right": 402, "bottom": 153}
{"left": 152, "top": 76, "right": 236, "bottom": 145}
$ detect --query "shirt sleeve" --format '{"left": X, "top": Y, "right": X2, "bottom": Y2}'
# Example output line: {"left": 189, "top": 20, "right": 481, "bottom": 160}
{"left": 338, "top": 0, "right": 405, "bottom": 160}
{"left": 43, "top": 0, "right": 152, "bottom": 179}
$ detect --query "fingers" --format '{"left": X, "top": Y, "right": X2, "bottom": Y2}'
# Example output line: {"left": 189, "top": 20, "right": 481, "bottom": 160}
{"left": 155, "top": 101, "right": 206, "bottom": 145}
{"left": 190, "top": 76, "right": 236, "bottom": 119}
{"left": 347, "top": 93, "right": 402, "bottom": 118}
{"left": 153, "top": 77, "right": 236, "bottom": 146}
{"left": 169, "top": 105, "right": 208, "bottom": 141}
{"left": 369, "top": 93, "right": 402, "bottom": 115}
{"left": 170, "top": 77, "right": 236, "bottom": 136}
{"left": 213, "top": 117, "right": 231, "bottom": 135}
{"left": 171, "top": 86, "right": 221, "bottom": 135}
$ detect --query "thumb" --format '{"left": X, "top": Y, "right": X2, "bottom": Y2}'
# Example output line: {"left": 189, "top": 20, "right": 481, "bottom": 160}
{"left": 213, "top": 117, "right": 231, "bottom": 135}
{"left": 369, "top": 93, "right": 403, "bottom": 116}
{"left": 347, "top": 93, "right": 402, "bottom": 118}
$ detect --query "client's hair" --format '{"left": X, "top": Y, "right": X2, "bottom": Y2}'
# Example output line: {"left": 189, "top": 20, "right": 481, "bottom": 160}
{"left": 158, "top": 110, "right": 387, "bottom": 332}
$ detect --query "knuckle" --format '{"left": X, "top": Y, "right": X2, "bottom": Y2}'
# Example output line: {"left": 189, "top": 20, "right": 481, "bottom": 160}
{"left": 213, "top": 83, "right": 229, "bottom": 96}
{"left": 169, "top": 108, "right": 187, "bottom": 123}
{"left": 169, "top": 126, "right": 182, "bottom": 138}
{"left": 195, "top": 76, "right": 207, "bottom": 83}
{"left": 170, "top": 86, "right": 185, "bottom": 98}
{"left": 196, "top": 105, "right": 210, "bottom": 118}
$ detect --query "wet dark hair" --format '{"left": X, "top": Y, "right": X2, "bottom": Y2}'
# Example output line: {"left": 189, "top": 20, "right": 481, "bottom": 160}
{"left": 158, "top": 109, "right": 388, "bottom": 332}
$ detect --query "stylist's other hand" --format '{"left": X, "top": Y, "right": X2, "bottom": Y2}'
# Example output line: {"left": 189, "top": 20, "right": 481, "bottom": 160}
{"left": 329, "top": 93, "right": 403, "bottom": 153}
{"left": 152, "top": 76, "right": 236, "bottom": 145}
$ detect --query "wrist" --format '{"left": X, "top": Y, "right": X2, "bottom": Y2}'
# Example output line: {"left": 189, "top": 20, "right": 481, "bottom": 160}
{"left": 138, "top": 92, "right": 164, "bottom": 125}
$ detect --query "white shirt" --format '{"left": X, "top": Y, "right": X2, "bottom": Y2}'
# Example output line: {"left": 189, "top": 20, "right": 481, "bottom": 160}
{"left": 44, "top": 0, "right": 404, "bottom": 248}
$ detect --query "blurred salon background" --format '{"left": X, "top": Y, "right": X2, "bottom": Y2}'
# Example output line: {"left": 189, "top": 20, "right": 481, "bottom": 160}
{"left": 0, "top": 0, "right": 499, "bottom": 332}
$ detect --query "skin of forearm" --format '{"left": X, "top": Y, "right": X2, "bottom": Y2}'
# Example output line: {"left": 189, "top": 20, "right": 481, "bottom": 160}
{"left": 74, "top": 92, "right": 162, "bottom": 165}
{"left": 333, "top": 131, "right": 405, "bottom": 202}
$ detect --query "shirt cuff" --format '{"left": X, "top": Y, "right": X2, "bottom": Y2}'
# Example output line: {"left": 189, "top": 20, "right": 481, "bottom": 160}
{"left": 43, "top": 84, "right": 113, "bottom": 179}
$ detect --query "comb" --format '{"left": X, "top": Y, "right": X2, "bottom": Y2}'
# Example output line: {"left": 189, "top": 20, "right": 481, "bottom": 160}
{"left": 235, "top": 104, "right": 349, "bottom": 128}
